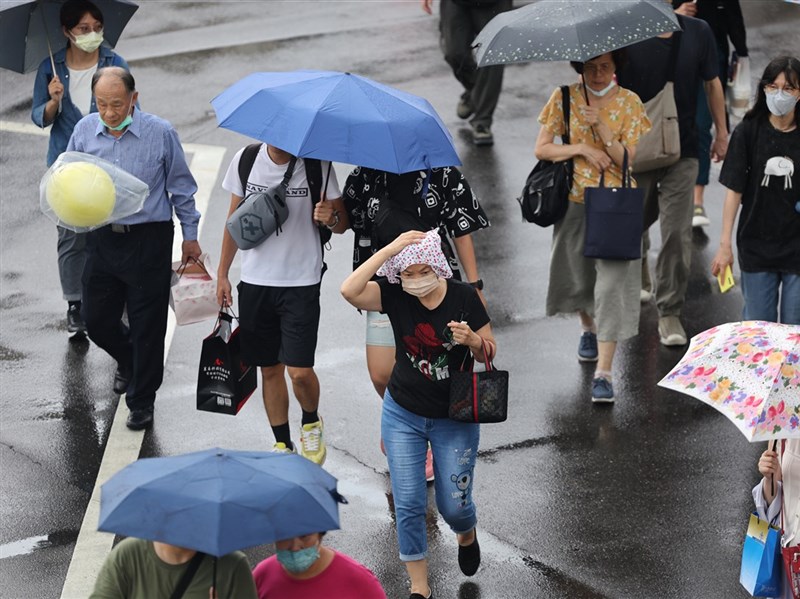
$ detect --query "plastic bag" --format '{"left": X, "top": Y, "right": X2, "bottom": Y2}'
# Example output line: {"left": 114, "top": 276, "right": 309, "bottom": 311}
{"left": 39, "top": 151, "right": 149, "bottom": 232}
{"left": 729, "top": 54, "right": 752, "bottom": 120}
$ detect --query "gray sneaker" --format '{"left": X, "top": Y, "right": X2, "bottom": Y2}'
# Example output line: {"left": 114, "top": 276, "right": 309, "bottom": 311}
{"left": 658, "top": 316, "right": 687, "bottom": 346}
{"left": 471, "top": 123, "right": 494, "bottom": 146}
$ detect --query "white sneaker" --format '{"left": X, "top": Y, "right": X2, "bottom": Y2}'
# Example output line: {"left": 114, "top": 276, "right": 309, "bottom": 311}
{"left": 692, "top": 205, "right": 710, "bottom": 228}
{"left": 640, "top": 289, "right": 653, "bottom": 303}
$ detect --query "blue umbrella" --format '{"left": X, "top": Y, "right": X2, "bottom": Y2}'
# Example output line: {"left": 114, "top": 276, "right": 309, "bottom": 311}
{"left": 0, "top": 0, "right": 138, "bottom": 74}
{"left": 98, "top": 447, "right": 348, "bottom": 557}
{"left": 211, "top": 70, "right": 461, "bottom": 174}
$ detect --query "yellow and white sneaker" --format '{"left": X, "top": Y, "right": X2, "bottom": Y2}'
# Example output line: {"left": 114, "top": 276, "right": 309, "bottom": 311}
{"left": 299, "top": 420, "right": 326, "bottom": 465}
{"left": 272, "top": 442, "right": 296, "bottom": 454}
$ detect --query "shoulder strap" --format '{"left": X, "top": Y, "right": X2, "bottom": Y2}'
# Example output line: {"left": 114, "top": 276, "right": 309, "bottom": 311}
{"left": 237, "top": 143, "right": 262, "bottom": 197}
{"left": 560, "top": 85, "right": 570, "bottom": 144}
{"left": 169, "top": 552, "right": 206, "bottom": 599}
{"left": 305, "top": 158, "right": 323, "bottom": 207}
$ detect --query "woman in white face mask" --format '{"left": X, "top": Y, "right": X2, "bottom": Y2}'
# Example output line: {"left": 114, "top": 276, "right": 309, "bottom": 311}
{"left": 31, "top": 0, "right": 132, "bottom": 338}
{"left": 341, "top": 230, "right": 496, "bottom": 599}
{"left": 712, "top": 55, "right": 800, "bottom": 325}
{"left": 534, "top": 50, "right": 652, "bottom": 404}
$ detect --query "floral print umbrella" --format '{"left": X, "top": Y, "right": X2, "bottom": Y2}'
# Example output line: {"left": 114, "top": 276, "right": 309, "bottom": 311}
{"left": 473, "top": 0, "right": 681, "bottom": 67}
{"left": 658, "top": 321, "right": 800, "bottom": 442}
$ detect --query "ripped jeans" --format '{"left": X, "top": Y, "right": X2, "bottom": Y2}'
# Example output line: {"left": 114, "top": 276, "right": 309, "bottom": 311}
{"left": 381, "top": 391, "right": 480, "bottom": 561}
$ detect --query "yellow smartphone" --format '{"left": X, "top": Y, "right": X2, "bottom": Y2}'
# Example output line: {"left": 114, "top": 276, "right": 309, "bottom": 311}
{"left": 717, "top": 264, "right": 735, "bottom": 293}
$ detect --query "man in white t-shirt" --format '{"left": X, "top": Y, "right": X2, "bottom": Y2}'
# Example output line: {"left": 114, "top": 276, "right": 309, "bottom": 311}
{"left": 217, "top": 144, "right": 347, "bottom": 464}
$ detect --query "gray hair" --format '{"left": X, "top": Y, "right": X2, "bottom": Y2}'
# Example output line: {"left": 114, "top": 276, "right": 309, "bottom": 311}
{"left": 91, "top": 66, "right": 136, "bottom": 94}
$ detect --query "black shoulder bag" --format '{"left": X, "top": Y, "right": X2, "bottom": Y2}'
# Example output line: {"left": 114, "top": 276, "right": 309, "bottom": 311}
{"left": 518, "top": 85, "right": 572, "bottom": 227}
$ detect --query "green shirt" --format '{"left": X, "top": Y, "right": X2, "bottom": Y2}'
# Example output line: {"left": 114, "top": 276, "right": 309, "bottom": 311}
{"left": 89, "top": 538, "right": 258, "bottom": 599}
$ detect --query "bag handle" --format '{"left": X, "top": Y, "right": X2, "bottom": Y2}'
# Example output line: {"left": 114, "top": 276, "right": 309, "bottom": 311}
{"left": 560, "top": 85, "right": 570, "bottom": 145}
{"left": 176, "top": 255, "right": 211, "bottom": 280}
{"left": 597, "top": 147, "right": 631, "bottom": 189}
{"left": 455, "top": 337, "right": 495, "bottom": 372}
{"left": 169, "top": 551, "right": 206, "bottom": 599}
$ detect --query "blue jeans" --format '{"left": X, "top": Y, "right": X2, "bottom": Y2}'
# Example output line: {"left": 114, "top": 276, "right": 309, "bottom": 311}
{"left": 381, "top": 391, "right": 480, "bottom": 561}
{"left": 741, "top": 271, "right": 800, "bottom": 325}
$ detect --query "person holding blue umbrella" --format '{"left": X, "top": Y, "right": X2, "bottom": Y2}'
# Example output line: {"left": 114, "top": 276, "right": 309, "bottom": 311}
{"left": 216, "top": 143, "right": 348, "bottom": 463}
{"left": 31, "top": 0, "right": 131, "bottom": 336}
{"left": 90, "top": 539, "right": 257, "bottom": 599}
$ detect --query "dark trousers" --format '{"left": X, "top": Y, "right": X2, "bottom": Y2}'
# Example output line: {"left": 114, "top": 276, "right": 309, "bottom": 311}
{"left": 82, "top": 222, "right": 174, "bottom": 411}
{"left": 439, "top": 0, "right": 511, "bottom": 127}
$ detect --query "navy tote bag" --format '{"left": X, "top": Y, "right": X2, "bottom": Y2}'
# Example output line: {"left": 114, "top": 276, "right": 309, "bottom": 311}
{"left": 583, "top": 149, "right": 644, "bottom": 261}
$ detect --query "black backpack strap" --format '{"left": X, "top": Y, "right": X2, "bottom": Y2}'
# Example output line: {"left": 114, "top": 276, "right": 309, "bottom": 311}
{"left": 560, "top": 85, "right": 570, "bottom": 144}
{"left": 304, "top": 158, "right": 332, "bottom": 273}
{"left": 237, "top": 143, "right": 262, "bottom": 197}
{"left": 169, "top": 551, "right": 206, "bottom": 599}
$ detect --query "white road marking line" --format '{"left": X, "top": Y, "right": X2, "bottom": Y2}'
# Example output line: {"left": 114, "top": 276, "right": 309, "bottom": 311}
{"left": 0, "top": 120, "right": 227, "bottom": 598}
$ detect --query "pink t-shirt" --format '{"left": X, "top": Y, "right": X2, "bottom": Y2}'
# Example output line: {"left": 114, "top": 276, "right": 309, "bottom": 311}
{"left": 253, "top": 551, "right": 386, "bottom": 599}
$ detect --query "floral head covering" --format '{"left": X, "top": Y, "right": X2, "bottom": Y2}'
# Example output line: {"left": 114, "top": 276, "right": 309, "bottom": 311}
{"left": 376, "top": 229, "right": 453, "bottom": 284}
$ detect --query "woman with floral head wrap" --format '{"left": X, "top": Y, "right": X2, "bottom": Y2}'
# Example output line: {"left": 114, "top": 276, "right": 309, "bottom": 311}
{"left": 341, "top": 230, "right": 496, "bottom": 599}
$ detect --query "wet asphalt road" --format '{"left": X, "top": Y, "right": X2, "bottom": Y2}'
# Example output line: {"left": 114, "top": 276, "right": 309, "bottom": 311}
{"left": 1, "top": 2, "right": 799, "bottom": 598}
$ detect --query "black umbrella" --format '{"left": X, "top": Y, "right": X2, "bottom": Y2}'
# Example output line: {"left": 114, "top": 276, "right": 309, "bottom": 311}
{"left": 0, "top": 0, "right": 138, "bottom": 74}
{"left": 473, "top": 0, "right": 681, "bottom": 68}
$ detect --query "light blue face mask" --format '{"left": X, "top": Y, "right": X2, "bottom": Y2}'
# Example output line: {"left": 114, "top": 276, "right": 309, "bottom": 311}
{"left": 101, "top": 100, "right": 133, "bottom": 131}
{"left": 586, "top": 79, "right": 617, "bottom": 97}
{"left": 276, "top": 545, "right": 320, "bottom": 574}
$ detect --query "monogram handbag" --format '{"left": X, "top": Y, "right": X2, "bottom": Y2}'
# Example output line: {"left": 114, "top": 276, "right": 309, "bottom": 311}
{"left": 449, "top": 339, "right": 508, "bottom": 424}
{"left": 225, "top": 156, "right": 296, "bottom": 250}
{"left": 583, "top": 149, "right": 644, "bottom": 261}
{"left": 518, "top": 85, "right": 572, "bottom": 227}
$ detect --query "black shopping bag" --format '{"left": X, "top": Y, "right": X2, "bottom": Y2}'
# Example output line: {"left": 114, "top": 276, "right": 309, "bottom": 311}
{"left": 196, "top": 311, "right": 256, "bottom": 415}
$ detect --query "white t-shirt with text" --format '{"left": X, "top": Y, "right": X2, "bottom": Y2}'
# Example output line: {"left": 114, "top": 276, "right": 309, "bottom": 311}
{"left": 221, "top": 145, "right": 340, "bottom": 287}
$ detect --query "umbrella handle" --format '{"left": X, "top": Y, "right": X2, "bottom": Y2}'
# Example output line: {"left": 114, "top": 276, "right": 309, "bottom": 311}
{"left": 770, "top": 438, "right": 779, "bottom": 498}
{"left": 38, "top": 5, "right": 60, "bottom": 110}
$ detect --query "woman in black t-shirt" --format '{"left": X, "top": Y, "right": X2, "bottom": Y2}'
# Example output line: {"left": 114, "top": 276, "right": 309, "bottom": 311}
{"left": 711, "top": 56, "right": 800, "bottom": 324}
{"left": 341, "top": 230, "right": 496, "bottom": 599}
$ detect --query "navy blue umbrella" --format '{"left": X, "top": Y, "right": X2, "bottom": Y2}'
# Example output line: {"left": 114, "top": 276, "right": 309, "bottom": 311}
{"left": 0, "top": 0, "right": 138, "bottom": 74}
{"left": 211, "top": 70, "right": 461, "bottom": 174}
{"left": 98, "top": 448, "right": 347, "bottom": 557}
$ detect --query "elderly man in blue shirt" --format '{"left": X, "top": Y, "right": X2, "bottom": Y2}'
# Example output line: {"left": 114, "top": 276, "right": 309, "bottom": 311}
{"left": 67, "top": 66, "right": 202, "bottom": 430}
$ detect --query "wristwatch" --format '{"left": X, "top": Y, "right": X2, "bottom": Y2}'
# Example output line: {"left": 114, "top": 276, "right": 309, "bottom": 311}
{"left": 469, "top": 279, "right": 484, "bottom": 290}
{"left": 325, "top": 210, "right": 340, "bottom": 230}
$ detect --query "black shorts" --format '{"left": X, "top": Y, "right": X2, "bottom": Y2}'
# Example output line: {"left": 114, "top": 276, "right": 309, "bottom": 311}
{"left": 237, "top": 281, "right": 321, "bottom": 368}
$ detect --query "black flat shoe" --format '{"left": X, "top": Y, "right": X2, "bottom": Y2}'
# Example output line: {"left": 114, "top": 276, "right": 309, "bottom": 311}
{"left": 113, "top": 366, "right": 130, "bottom": 395}
{"left": 126, "top": 408, "right": 153, "bottom": 431}
{"left": 409, "top": 592, "right": 432, "bottom": 599}
{"left": 458, "top": 530, "right": 480, "bottom": 576}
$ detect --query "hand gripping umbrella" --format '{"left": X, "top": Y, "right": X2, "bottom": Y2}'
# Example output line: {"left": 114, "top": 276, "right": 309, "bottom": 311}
{"left": 211, "top": 70, "right": 461, "bottom": 174}
{"left": 473, "top": 0, "right": 681, "bottom": 67}
{"left": 0, "top": 0, "right": 138, "bottom": 74}
{"left": 98, "top": 448, "right": 348, "bottom": 556}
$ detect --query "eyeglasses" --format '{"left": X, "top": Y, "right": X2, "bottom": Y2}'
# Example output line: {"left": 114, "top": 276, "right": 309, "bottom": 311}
{"left": 583, "top": 63, "right": 614, "bottom": 75}
{"left": 71, "top": 23, "right": 103, "bottom": 35}
{"left": 764, "top": 83, "right": 799, "bottom": 95}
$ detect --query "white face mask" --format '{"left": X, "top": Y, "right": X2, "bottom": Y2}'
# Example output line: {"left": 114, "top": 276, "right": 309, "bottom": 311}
{"left": 71, "top": 30, "right": 104, "bottom": 53}
{"left": 586, "top": 79, "right": 617, "bottom": 97}
{"left": 765, "top": 88, "right": 799, "bottom": 117}
{"left": 401, "top": 273, "right": 440, "bottom": 298}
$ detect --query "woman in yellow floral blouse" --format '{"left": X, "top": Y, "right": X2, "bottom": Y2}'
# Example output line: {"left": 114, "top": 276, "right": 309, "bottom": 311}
{"left": 534, "top": 50, "right": 651, "bottom": 403}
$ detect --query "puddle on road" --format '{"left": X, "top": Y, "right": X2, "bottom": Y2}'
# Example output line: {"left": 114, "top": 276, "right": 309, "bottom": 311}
{"left": 0, "top": 530, "right": 78, "bottom": 559}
